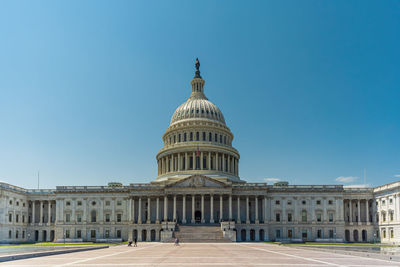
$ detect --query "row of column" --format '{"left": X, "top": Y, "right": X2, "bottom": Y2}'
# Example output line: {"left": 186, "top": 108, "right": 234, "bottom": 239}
{"left": 158, "top": 151, "right": 239, "bottom": 176}
{"left": 31, "top": 200, "right": 54, "bottom": 225}
{"left": 128, "top": 195, "right": 266, "bottom": 224}
{"left": 346, "top": 199, "right": 374, "bottom": 224}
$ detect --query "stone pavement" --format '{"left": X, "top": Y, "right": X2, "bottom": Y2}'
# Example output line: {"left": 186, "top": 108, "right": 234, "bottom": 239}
{"left": 1, "top": 243, "right": 399, "bottom": 267}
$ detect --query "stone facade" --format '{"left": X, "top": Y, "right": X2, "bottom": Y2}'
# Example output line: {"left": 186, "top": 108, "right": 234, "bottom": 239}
{"left": 1, "top": 61, "right": 399, "bottom": 244}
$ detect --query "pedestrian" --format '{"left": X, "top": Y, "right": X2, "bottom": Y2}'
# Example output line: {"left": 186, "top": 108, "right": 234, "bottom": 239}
{"left": 174, "top": 237, "right": 179, "bottom": 246}
{"left": 134, "top": 237, "right": 137, "bottom": 247}
{"left": 128, "top": 240, "right": 132, "bottom": 247}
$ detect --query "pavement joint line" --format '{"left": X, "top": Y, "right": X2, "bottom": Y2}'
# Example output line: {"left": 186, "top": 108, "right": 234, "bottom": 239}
{"left": 55, "top": 243, "right": 162, "bottom": 267}
{"left": 238, "top": 244, "right": 345, "bottom": 267}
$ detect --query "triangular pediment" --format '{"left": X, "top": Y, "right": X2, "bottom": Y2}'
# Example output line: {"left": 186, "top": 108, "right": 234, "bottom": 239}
{"left": 166, "top": 175, "right": 228, "bottom": 188}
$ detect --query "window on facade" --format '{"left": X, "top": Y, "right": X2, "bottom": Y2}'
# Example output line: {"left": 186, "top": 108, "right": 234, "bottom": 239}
{"left": 209, "top": 132, "right": 212, "bottom": 141}
{"left": 9, "top": 230, "right": 12, "bottom": 239}
{"left": 202, "top": 132, "right": 205, "bottom": 141}
{"left": 174, "top": 135, "right": 176, "bottom": 143}
{"left": 329, "top": 230, "right": 334, "bottom": 239}
{"left": 77, "top": 201, "right": 82, "bottom": 206}
{"left": 77, "top": 213, "right": 82, "bottom": 223}
{"left": 276, "top": 229, "right": 281, "bottom": 238}
{"left": 66, "top": 213, "right": 71, "bottom": 223}
{"left": 317, "top": 229, "right": 322, "bottom": 238}
{"left": 77, "top": 230, "right": 82, "bottom": 239}
{"left": 390, "top": 213, "right": 394, "bottom": 221}
{"left": 390, "top": 199, "right": 393, "bottom": 204}
{"left": 302, "top": 230, "right": 308, "bottom": 239}
{"left": 9, "top": 213, "right": 12, "bottom": 222}
{"left": 302, "top": 200, "right": 306, "bottom": 205}
{"left": 22, "top": 231, "right": 25, "bottom": 239}
{"left": 317, "top": 213, "right": 322, "bottom": 222}
{"left": 66, "top": 230, "right": 70, "bottom": 238}
{"left": 117, "top": 214, "right": 122, "bottom": 222}
{"left": 15, "top": 230, "right": 19, "bottom": 239}
{"left": 302, "top": 211, "right": 307, "bottom": 222}
{"left": 288, "top": 229, "right": 292, "bottom": 238}
{"left": 316, "top": 200, "right": 321, "bottom": 205}
{"left": 184, "top": 133, "right": 187, "bottom": 142}
{"left": 92, "top": 201, "right": 96, "bottom": 206}
{"left": 22, "top": 215, "right": 25, "bottom": 223}
{"left": 66, "top": 201, "right": 71, "bottom": 206}
{"left": 215, "top": 133, "right": 218, "bottom": 142}
{"left": 178, "top": 134, "right": 181, "bottom": 142}
{"left": 287, "top": 200, "right": 292, "bottom": 205}
{"left": 220, "top": 135, "right": 222, "bottom": 143}
{"left": 382, "top": 200, "right": 386, "bottom": 205}
{"left": 328, "top": 200, "right": 333, "bottom": 205}
{"left": 106, "top": 201, "right": 110, "bottom": 206}
{"left": 91, "top": 230, "right": 96, "bottom": 238}
{"left": 9, "top": 200, "right": 12, "bottom": 205}
{"left": 390, "top": 229, "right": 394, "bottom": 238}
{"left": 117, "top": 201, "right": 122, "bottom": 206}
{"left": 276, "top": 213, "right": 280, "bottom": 222}
{"left": 91, "top": 210, "right": 97, "bottom": 223}
{"left": 117, "top": 230, "right": 121, "bottom": 238}
{"left": 288, "top": 213, "right": 292, "bottom": 222}
{"left": 23, "top": 202, "right": 25, "bottom": 207}
{"left": 106, "top": 214, "right": 110, "bottom": 222}
{"left": 383, "top": 230, "right": 386, "bottom": 238}
{"left": 105, "top": 230, "right": 110, "bottom": 238}
{"left": 196, "top": 132, "right": 199, "bottom": 141}
{"left": 190, "top": 132, "right": 193, "bottom": 141}
{"left": 383, "top": 213, "right": 386, "bottom": 222}
{"left": 329, "top": 213, "right": 334, "bottom": 222}
{"left": 16, "top": 214, "right": 19, "bottom": 223}
{"left": 224, "top": 136, "right": 226, "bottom": 144}
{"left": 16, "top": 201, "right": 19, "bottom": 206}
{"left": 275, "top": 200, "right": 280, "bottom": 205}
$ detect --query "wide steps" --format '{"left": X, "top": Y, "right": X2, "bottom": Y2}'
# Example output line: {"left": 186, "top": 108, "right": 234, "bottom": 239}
{"left": 174, "top": 225, "right": 230, "bottom": 243}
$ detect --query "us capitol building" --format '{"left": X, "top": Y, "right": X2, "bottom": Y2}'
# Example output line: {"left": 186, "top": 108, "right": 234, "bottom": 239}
{"left": 1, "top": 60, "right": 399, "bottom": 244}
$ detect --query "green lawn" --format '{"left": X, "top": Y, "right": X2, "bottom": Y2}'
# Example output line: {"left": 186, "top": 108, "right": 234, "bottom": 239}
{"left": 0, "top": 242, "right": 127, "bottom": 247}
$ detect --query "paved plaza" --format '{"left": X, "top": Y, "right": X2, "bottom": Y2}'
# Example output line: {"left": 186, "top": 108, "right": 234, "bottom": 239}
{"left": 1, "top": 243, "right": 399, "bottom": 267}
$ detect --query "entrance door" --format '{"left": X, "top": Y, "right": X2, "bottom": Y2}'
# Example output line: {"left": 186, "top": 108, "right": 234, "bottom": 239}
{"left": 43, "top": 230, "right": 47, "bottom": 242}
{"left": 195, "top": 211, "right": 201, "bottom": 223}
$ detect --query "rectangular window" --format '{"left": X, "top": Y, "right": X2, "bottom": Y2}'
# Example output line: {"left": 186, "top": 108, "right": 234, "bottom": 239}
{"left": 22, "top": 231, "right": 25, "bottom": 239}
{"left": 329, "top": 213, "right": 334, "bottom": 222}
{"left": 390, "top": 199, "right": 393, "bottom": 204}
{"left": 22, "top": 215, "right": 25, "bottom": 223}
{"left": 390, "top": 213, "right": 394, "bottom": 221}
{"left": 178, "top": 134, "right": 181, "bottom": 142}
{"left": 288, "top": 229, "right": 292, "bottom": 238}
{"left": 302, "top": 230, "right": 307, "bottom": 239}
{"left": 382, "top": 200, "right": 386, "bottom": 205}
{"left": 77, "top": 230, "right": 82, "bottom": 238}
{"left": 16, "top": 214, "right": 19, "bottom": 223}
{"left": 316, "top": 200, "right": 321, "bottom": 205}
{"left": 202, "top": 132, "right": 206, "bottom": 141}
{"left": 275, "top": 200, "right": 280, "bottom": 205}
{"left": 117, "top": 214, "right": 122, "bottom": 222}
{"left": 390, "top": 229, "right": 394, "bottom": 238}
{"left": 106, "top": 214, "right": 110, "bottom": 222}
{"left": 66, "top": 230, "right": 70, "bottom": 238}
{"left": 117, "top": 230, "right": 121, "bottom": 238}
{"left": 77, "top": 213, "right": 82, "bottom": 223}
{"left": 77, "top": 201, "right": 82, "bottom": 206}
{"left": 209, "top": 132, "right": 212, "bottom": 141}
{"left": 329, "top": 230, "right": 334, "bottom": 239}
{"left": 220, "top": 135, "right": 222, "bottom": 143}
{"left": 383, "top": 213, "right": 386, "bottom": 222}
{"left": 174, "top": 135, "right": 176, "bottom": 143}
{"left": 287, "top": 213, "right": 292, "bottom": 222}
{"left": 184, "top": 133, "right": 187, "bottom": 141}
{"left": 106, "top": 201, "right": 110, "bottom": 206}
{"left": 317, "top": 213, "right": 322, "bottom": 222}
{"left": 117, "top": 200, "right": 122, "bottom": 206}
{"left": 66, "top": 213, "right": 71, "bottom": 223}
{"left": 328, "top": 200, "right": 333, "bottom": 205}
{"left": 91, "top": 230, "right": 96, "bottom": 238}
{"left": 276, "top": 213, "right": 280, "bottom": 222}
{"left": 215, "top": 133, "right": 218, "bottom": 142}
{"left": 302, "top": 211, "right": 307, "bottom": 222}
{"left": 317, "top": 229, "right": 322, "bottom": 238}
{"left": 9, "top": 213, "right": 12, "bottom": 222}
{"left": 105, "top": 230, "right": 110, "bottom": 238}
{"left": 16, "top": 230, "right": 19, "bottom": 239}
{"left": 287, "top": 200, "right": 292, "bottom": 205}
{"left": 383, "top": 230, "right": 386, "bottom": 238}
{"left": 276, "top": 229, "right": 281, "bottom": 238}
{"left": 190, "top": 132, "right": 193, "bottom": 141}
{"left": 196, "top": 132, "right": 199, "bottom": 141}
{"left": 9, "top": 230, "right": 12, "bottom": 239}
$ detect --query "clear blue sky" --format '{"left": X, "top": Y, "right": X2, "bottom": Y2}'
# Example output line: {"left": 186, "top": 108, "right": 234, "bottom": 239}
{"left": 0, "top": 1, "right": 399, "bottom": 189}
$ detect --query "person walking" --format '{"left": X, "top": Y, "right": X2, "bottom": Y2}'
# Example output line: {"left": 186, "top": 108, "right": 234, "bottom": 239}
{"left": 134, "top": 237, "right": 137, "bottom": 247}
{"left": 174, "top": 237, "right": 179, "bottom": 246}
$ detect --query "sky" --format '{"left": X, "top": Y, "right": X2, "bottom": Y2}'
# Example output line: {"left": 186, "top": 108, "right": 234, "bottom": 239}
{"left": 0, "top": 1, "right": 399, "bottom": 189}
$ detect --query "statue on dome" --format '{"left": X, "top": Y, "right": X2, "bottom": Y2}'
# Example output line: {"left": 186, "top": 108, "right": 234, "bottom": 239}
{"left": 194, "top": 58, "right": 201, "bottom": 78}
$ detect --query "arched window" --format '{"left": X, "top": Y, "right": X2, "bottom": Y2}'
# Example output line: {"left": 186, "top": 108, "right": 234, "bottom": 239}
{"left": 196, "top": 132, "right": 199, "bottom": 141}
{"left": 209, "top": 132, "right": 212, "bottom": 141}
{"left": 190, "top": 132, "right": 193, "bottom": 141}
{"left": 91, "top": 210, "right": 97, "bottom": 223}
{"left": 184, "top": 133, "right": 187, "bottom": 142}
{"left": 178, "top": 134, "right": 181, "bottom": 142}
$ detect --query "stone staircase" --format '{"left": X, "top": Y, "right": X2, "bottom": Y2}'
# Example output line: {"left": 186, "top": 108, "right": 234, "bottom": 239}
{"left": 173, "top": 225, "right": 231, "bottom": 243}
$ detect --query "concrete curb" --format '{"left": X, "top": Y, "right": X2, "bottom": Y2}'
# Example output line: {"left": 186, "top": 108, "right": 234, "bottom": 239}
{"left": 286, "top": 245, "right": 400, "bottom": 263}
{"left": 0, "top": 245, "right": 109, "bottom": 262}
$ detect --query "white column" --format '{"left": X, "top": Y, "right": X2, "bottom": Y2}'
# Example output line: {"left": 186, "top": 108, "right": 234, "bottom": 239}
{"left": 128, "top": 198, "right": 132, "bottom": 222}
{"left": 255, "top": 196, "right": 259, "bottom": 223}
{"left": 349, "top": 200, "right": 353, "bottom": 223}
{"left": 264, "top": 196, "right": 267, "bottom": 223}
{"left": 147, "top": 197, "right": 151, "bottom": 223}
{"left": 229, "top": 195, "right": 232, "bottom": 220}
{"left": 323, "top": 198, "right": 327, "bottom": 222}
{"left": 32, "top": 201, "right": 35, "bottom": 225}
{"left": 156, "top": 197, "right": 160, "bottom": 223}
{"left": 200, "top": 151, "right": 204, "bottom": 170}
{"left": 132, "top": 198, "right": 135, "bottom": 223}
{"left": 191, "top": 195, "right": 195, "bottom": 223}
{"left": 208, "top": 152, "right": 211, "bottom": 170}
{"left": 357, "top": 199, "right": 361, "bottom": 224}
{"left": 222, "top": 154, "right": 225, "bottom": 172}
{"left": 227, "top": 155, "right": 231, "bottom": 173}
{"left": 173, "top": 195, "right": 177, "bottom": 222}
{"left": 201, "top": 195, "right": 205, "bottom": 223}
{"left": 246, "top": 196, "right": 250, "bottom": 224}
{"left": 193, "top": 152, "right": 196, "bottom": 170}
{"left": 216, "top": 153, "right": 219, "bottom": 171}
{"left": 219, "top": 195, "right": 224, "bottom": 221}
{"left": 182, "top": 195, "right": 186, "bottom": 224}
{"left": 366, "top": 199, "right": 370, "bottom": 224}
{"left": 178, "top": 153, "right": 181, "bottom": 171}
{"left": 185, "top": 153, "right": 188, "bottom": 170}
{"left": 335, "top": 198, "right": 340, "bottom": 222}
{"left": 138, "top": 198, "right": 142, "bottom": 224}
{"left": 164, "top": 196, "right": 168, "bottom": 221}
{"left": 210, "top": 195, "right": 214, "bottom": 223}
{"left": 237, "top": 196, "right": 241, "bottom": 223}
{"left": 39, "top": 201, "right": 43, "bottom": 225}
{"left": 47, "top": 201, "right": 51, "bottom": 224}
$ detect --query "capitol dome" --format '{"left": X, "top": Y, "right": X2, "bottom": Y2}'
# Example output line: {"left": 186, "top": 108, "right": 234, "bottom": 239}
{"left": 155, "top": 58, "right": 242, "bottom": 184}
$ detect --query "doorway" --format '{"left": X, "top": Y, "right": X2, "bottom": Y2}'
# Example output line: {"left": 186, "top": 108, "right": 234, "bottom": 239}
{"left": 195, "top": 211, "right": 201, "bottom": 223}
